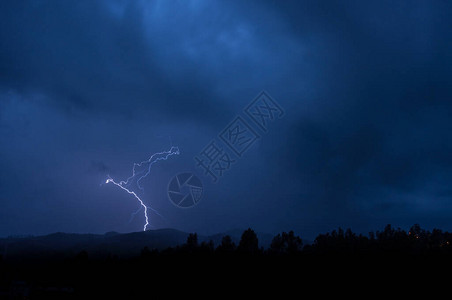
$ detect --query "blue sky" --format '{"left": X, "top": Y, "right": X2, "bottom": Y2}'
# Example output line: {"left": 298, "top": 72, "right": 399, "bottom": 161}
{"left": 0, "top": 0, "right": 451, "bottom": 238}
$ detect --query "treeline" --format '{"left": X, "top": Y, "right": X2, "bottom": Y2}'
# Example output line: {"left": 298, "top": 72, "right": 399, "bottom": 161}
{"left": 0, "top": 224, "right": 449, "bottom": 298}
{"left": 139, "top": 224, "right": 452, "bottom": 257}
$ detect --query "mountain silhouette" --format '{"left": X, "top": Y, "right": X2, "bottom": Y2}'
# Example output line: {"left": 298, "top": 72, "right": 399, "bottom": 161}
{"left": 0, "top": 228, "right": 274, "bottom": 260}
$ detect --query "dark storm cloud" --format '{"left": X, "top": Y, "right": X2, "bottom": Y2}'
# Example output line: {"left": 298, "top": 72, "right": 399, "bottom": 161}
{"left": 0, "top": 0, "right": 233, "bottom": 122}
{"left": 90, "top": 161, "right": 110, "bottom": 174}
{"left": 264, "top": 0, "right": 452, "bottom": 230}
{"left": 0, "top": 0, "right": 451, "bottom": 238}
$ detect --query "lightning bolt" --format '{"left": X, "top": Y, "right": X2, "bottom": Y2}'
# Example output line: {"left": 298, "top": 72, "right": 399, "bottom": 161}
{"left": 105, "top": 146, "right": 180, "bottom": 231}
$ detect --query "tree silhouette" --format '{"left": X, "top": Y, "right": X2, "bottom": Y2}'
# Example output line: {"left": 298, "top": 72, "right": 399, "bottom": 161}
{"left": 141, "top": 246, "right": 158, "bottom": 259}
{"left": 75, "top": 250, "right": 89, "bottom": 262}
{"left": 269, "top": 231, "right": 303, "bottom": 255}
{"left": 270, "top": 233, "right": 284, "bottom": 254}
{"left": 199, "top": 240, "right": 215, "bottom": 254}
{"left": 179, "top": 233, "right": 200, "bottom": 254}
{"left": 216, "top": 235, "right": 236, "bottom": 254}
{"left": 186, "top": 233, "right": 198, "bottom": 248}
{"left": 409, "top": 224, "right": 426, "bottom": 240}
{"left": 285, "top": 231, "right": 303, "bottom": 254}
{"left": 141, "top": 246, "right": 151, "bottom": 257}
{"left": 237, "top": 228, "right": 259, "bottom": 254}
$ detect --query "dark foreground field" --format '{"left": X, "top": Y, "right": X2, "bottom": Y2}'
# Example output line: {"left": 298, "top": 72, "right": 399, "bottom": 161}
{"left": 1, "top": 224, "right": 451, "bottom": 298}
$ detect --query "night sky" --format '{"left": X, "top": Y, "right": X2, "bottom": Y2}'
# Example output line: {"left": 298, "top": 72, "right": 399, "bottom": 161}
{"left": 0, "top": 0, "right": 451, "bottom": 239}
